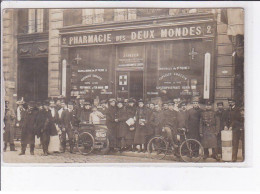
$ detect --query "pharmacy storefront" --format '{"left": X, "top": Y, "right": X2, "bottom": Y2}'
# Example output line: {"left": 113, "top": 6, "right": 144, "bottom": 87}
{"left": 60, "top": 13, "right": 216, "bottom": 103}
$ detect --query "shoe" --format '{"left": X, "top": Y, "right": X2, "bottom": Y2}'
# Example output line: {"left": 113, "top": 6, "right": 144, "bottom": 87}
{"left": 43, "top": 153, "right": 48, "bottom": 156}
{"left": 19, "top": 152, "right": 25, "bottom": 155}
{"left": 30, "top": 151, "right": 34, "bottom": 155}
{"left": 203, "top": 155, "right": 208, "bottom": 160}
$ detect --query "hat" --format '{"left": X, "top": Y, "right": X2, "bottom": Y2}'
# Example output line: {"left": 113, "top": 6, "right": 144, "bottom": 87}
{"left": 43, "top": 101, "right": 49, "bottom": 106}
{"left": 227, "top": 98, "right": 235, "bottom": 103}
{"left": 109, "top": 98, "right": 116, "bottom": 103}
{"left": 217, "top": 102, "right": 224, "bottom": 106}
{"left": 138, "top": 99, "right": 144, "bottom": 103}
{"left": 84, "top": 101, "right": 90, "bottom": 105}
{"left": 162, "top": 101, "right": 168, "bottom": 105}
{"left": 16, "top": 100, "right": 25, "bottom": 105}
{"left": 124, "top": 99, "right": 129, "bottom": 103}
{"left": 100, "top": 100, "right": 107, "bottom": 104}
{"left": 49, "top": 100, "right": 56, "bottom": 107}
{"left": 180, "top": 102, "right": 187, "bottom": 107}
{"left": 117, "top": 99, "right": 123, "bottom": 104}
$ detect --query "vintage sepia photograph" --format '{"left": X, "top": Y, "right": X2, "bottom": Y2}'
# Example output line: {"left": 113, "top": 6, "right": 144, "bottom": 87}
{"left": 2, "top": 7, "right": 244, "bottom": 164}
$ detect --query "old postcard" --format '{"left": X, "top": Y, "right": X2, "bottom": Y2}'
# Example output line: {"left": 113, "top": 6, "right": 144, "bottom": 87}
{"left": 2, "top": 7, "right": 244, "bottom": 164}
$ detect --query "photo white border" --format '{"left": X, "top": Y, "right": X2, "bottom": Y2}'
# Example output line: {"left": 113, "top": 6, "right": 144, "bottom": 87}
{"left": 1, "top": 1, "right": 259, "bottom": 190}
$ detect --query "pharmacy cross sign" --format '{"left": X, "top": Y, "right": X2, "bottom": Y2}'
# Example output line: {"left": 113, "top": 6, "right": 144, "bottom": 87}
{"left": 189, "top": 48, "right": 198, "bottom": 60}
{"left": 74, "top": 54, "right": 82, "bottom": 65}
{"left": 119, "top": 75, "right": 127, "bottom": 86}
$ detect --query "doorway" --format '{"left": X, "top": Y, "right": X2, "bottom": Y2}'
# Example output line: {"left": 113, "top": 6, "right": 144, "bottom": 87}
{"left": 116, "top": 71, "right": 143, "bottom": 100}
{"left": 18, "top": 58, "right": 48, "bottom": 102}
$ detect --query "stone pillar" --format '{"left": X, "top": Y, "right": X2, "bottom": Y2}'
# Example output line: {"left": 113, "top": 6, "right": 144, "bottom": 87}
{"left": 214, "top": 9, "right": 234, "bottom": 108}
{"left": 2, "top": 9, "right": 18, "bottom": 110}
{"left": 48, "top": 9, "right": 63, "bottom": 97}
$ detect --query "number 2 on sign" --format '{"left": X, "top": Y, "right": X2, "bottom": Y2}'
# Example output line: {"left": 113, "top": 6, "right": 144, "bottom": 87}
{"left": 207, "top": 25, "right": 212, "bottom": 34}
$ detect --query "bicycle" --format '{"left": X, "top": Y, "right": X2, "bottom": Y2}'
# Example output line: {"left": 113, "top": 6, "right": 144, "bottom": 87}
{"left": 147, "top": 128, "right": 204, "bottom": 162}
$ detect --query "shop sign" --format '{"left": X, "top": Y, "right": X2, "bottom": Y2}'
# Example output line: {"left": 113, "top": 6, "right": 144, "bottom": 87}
{"left": 61, "top": 22, "right": 215, "bottom": 47}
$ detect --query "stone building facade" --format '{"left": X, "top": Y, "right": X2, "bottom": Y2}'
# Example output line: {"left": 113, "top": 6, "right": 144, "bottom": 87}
{"left": 2, "top": 8, "right": 244, "bottom": 110}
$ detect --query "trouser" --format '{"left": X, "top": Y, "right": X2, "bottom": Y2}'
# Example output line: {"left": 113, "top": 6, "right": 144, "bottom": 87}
{"left": 232, "top": 130, "right": 241, "bottom": 161}
{"left": 164, "top": 127, "right": 178, "bottom": 145}
{"left": 217, "top": 133, "right": 222, "bottom": 155}
{"left": 60, "top": 128, "right": 74, "bottom": 152}
{"left": 204, "top": 148, "right": 218, "bottom": 157}
{"left": 21, "top": 144, "right": 35, "bottom": 153}
{"left": 241, "top": 131, "right": 245, "bottom": 160}
{"left": 41, "top": 133, "right": 50, "bottom": 154}
{"left": 107, "top": 125, "right": 117, "bottom": 148}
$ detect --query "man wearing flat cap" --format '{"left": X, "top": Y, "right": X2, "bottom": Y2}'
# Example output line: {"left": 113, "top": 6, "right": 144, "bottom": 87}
{"left": 187, "top": 99, "right": 202, "bottom": 141}
{"left": 200, "top": 101, "right": 219, "bottom": 160}
{"left": 19, "top": 101, "right": 38, "bottom": 155}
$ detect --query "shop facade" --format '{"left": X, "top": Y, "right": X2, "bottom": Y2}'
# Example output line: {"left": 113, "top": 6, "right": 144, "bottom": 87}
{"left": 60, "top": 13, "right": 216, "bottom": 103}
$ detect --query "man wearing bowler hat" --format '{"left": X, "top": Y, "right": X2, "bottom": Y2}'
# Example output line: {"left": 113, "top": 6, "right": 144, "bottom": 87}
{"left": 19, "top": 101, "right": 37, "bottom": 155}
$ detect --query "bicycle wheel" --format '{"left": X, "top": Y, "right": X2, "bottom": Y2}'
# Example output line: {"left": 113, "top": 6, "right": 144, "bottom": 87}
{"left": 180, "top": 139, "right": 204, "bottom": 162}
{"left": 147, "top": 136, "right": 168, "bottom": 160}
{"left": 76, "top": 132, "right": 95, "bottom": 155}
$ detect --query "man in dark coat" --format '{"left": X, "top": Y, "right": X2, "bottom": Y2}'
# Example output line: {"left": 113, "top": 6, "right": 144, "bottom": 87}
{"left": 106, "top": 99, "right": 118, "bottom": 149}
{"left": 150, "top": 104, "right": 163, "bottom": 136}
{"left": 226, "top": 99, "right": 243, "bottom": 162}
{"left": 19, "top": 101, "right": 37, "bottom": 155}
{"left": 177, "top": 102, "right": 188, "bottom": 130}
{"left": 200, "top": 101, "right": 219, "bottom": 160}
{"left": 187, "top": 100, "right": 202, "bottom": 141}
{"left": 215, "top": 101, "right": 228, "bottom": 157}
{"left": 125, "top": 99, "right": 137, "bottom": 151}
{"left": 134, "top": 99, "right": 149, "bottom": 153}
{"left": 115, "top": 100, "right": 128, "bottom": 152}
{"left": 60, "top": 102, "right": 76, "bottom": 153}
{"left": 36, "top": 101, "right": 53, "bottom": 156}
{"left": 162, "top": 102, "right": 178, "bottom": 147}
{"left": 144, "top": 102, "right": 156, "bottom": 150}
{"left": 3, "top": 101, "right": 17, "bottom": 151}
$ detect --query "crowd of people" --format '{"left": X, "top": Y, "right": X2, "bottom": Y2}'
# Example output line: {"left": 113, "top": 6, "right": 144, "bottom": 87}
{"left": 3, "top": 96, "right": 244, "bottom": 162}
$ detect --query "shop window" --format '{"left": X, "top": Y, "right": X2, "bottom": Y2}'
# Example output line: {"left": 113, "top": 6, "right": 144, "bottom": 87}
{"left": 63, "top": 9, "right": 82, "bottom": 26}
{"left": 104, "top": 9, "right": 114, "bottom": 22}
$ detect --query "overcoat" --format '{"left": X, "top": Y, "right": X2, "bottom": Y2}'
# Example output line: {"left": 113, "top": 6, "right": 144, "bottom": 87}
{"left": 187, "top": 108, "right": 202, "bottom": 140}
{"left": 146, "top": 109, "right": 155, "bottom": 136}
{"left": 177, "top": 110, "right": 188, "bottom": 129}
{"left": 4, "top": 109, "right": 16, "bottom": 143}
{"left": 116, "top": 107, "right": 128, "bottom": 138}
{"left": 226, "top": 106, "right": 241, "bottom": 131}
{"left": 21, "top": 108, "right": 38, "bottom": 144}
{"left": 106, "top": 105, "right": 118, "bottom": 147}
{"left": 134, "top": 107, "right": 149, "bottom": 144}
{"left": 200, "top": 110, "right": 218, "bottom": 148}
{"left": 124, "top": 105, "right": 136, "bottom": 145}
{"left": 79, "top": 108, "right": 92, "bottom": 123}
{"left": 149, "top": 110, "right": 163, "bottom": 136}
{"left": 49, "top": 108, "right": 59, "bottom": 136}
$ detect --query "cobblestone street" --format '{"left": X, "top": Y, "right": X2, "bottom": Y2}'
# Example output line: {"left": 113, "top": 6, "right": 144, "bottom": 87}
{"left": 3, "top": 148, "right": 170, "bottom": 163}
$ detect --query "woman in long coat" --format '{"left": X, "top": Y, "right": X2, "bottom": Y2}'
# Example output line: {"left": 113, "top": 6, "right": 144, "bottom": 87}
{"left": 200, "top": 102, "right": 219, "bottom": 160}
{"left": 134, "top": 100, "right": 149, "bottom": 153}
{"left": 116, "top": 101, "right": 128, "bottom": 151}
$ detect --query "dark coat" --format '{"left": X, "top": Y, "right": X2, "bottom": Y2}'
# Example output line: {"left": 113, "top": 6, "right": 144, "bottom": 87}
{"left": 215, "top": 109, "right": 228, "bottom": 132}
{"left": 61, "top": 110, "right": 74, "bottom": 131}
{"left": 49, "top": 108, "right": 59, "bottom": 136}
{"left": 106, "top": 105, "right": 118, "bottom": 147}
{"left": 177, "top": 110, "right": 188, "bottom": 129}
{"left": 200, "top": 110, "right": 218, "bottom": 148}
{"left": 125, "top": 106, "right": 136, "bottom": 143}
{"left": 187, "top": 108, "right": 202, "bottom": 140}
{"left": 134, "top": 107, "right": 149, "bottom": 144}
{"left": 226, "top": 106, "right": 241, "bottom": 131}
{"left": 79, "top": 108, "right": 92, "bottom": 123}
{"left": 116, "top": 107, "right": 129, "bottom": 138}
{"left": 21, "top": 108, "right": 38, "bottom": 144}
{"left": 36, "top": 109, "right": 53, "bottom": 137}
{"left": 150, "top": 110, "right": 163, "bottom": 136}
{"left": 162, "top": 109, "right": 178, "bottom": 129}
{"left": 146, "top": 109, "right": 155, "bottom": 136}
